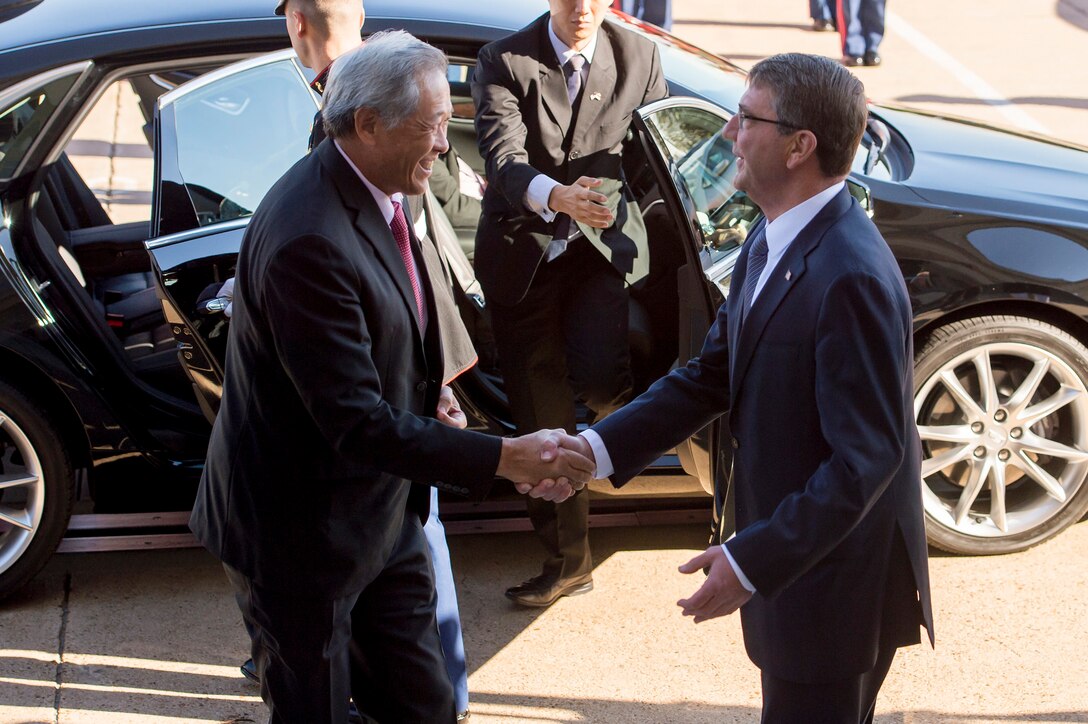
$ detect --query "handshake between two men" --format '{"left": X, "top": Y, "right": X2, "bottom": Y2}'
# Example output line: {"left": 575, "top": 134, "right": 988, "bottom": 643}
{"left": 495, "top": 430, "right": 597, "bottom": 503}
{"left": 436, "top": 385, "right": 595, "bottom": 502}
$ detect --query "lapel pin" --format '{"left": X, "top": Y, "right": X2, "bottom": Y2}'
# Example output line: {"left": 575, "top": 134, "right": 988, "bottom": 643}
{"left": 785, "top": 270, "right": 792, "bottom": 281}
{"left": 590, "top": 92, "right": 602, "bottom": 101}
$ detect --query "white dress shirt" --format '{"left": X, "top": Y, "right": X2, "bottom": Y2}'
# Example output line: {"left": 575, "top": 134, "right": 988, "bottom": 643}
{"left": 581, "top": 181, "right": 846, "bottom": 593}
{"left": 334, "top": 140, "right": 427, "bottom": 330}
{"left": 523, "top": 21, "right": 599, "bottom": 229}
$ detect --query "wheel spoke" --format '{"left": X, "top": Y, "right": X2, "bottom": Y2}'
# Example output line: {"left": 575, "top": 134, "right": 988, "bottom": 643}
{"left": 973, "top": 349, "right": 999, "bottom": 413}
{"left": 0, "top": 505, "right": 33, "bottom": 531}
{"left": 0, "top": 473, "right": 39, "bottom": 491}
{"left": 990, "top": 460, "right": 1008, "bottom": 532}
{"left": 1019, "top": 385, "right": 1086, "bottom": 428}
{"left": 939, "top": 369, "right": 986, "bottom": 419}
{"left": 1016, "top": 430, "right": 1088, "bottom": 464}
{"left": 921, "top": 443, "right": 973, "bottom": 478}
{"left": 953, "top": 457, "right": 990, "bottom": 526}
{"left": 1009, "top": 452, "right": 1068, "bottom": 502}
{"left": 1005, "top": 356, "right": 1051, "bottom": 416}
{"left": 917, "top": 424, "right": 975, "bottom": 445}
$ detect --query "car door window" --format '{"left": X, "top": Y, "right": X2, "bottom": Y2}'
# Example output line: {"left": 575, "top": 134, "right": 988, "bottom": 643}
{"left": 156, "top": 54, "right": 317, "bottom": 234}
{"left": 639, "top": 104, "right": 765, "bottom": 300}
{"left": 641, "top": 105, "right": 761, "bottom": 259}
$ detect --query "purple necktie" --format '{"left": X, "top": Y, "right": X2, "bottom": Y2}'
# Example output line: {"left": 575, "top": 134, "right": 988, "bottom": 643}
{"left": 565, "top": 54, "right": 586, "bottom": 106}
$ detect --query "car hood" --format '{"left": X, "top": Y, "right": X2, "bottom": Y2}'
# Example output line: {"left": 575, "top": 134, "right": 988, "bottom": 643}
{"left": 873, "top": 105, "right": 1088, "bottom": 229}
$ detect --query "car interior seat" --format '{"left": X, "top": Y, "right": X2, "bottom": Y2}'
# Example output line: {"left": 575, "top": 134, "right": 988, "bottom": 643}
{"left": 33, "top": 154, "right": 184, "bottom": 386}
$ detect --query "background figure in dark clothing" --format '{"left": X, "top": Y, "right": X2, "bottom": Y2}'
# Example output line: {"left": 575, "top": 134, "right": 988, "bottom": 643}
{"left": 809, "top": 0, "right": 836, "bottom": 31}
{"left": 838, "top": 0, "right": 886, "bottom": 66}
{"left": 472, "top": 0, "right": 667, "bottom": 609}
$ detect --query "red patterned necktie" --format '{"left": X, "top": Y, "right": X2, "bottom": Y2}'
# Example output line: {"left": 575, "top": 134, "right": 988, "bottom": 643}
{"left": 390, "top": 200, "right": 425, "bottom": 329}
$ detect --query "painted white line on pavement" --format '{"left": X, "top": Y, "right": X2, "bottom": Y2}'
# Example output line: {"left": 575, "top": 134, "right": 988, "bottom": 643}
{"left": 886, "top": 10, "right": 1051, "bottom": 135}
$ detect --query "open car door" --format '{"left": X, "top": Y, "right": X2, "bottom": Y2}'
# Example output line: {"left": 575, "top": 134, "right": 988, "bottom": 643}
{"left": 632, "top": 98, "right": 764, "bottom": 532}
{"left": 144, "top": 49, "right": 319, "bottom": 423}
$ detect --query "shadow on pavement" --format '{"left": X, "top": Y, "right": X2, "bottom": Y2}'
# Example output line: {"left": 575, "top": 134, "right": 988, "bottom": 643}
{"left": 469, "top": 691, "right": 758, "bottom": 722}
{"left": 1058, "top": 0, "right": 1088, "bottom": 31}
{"left": 676, "top": 18, "right": 814, "bottom": 31}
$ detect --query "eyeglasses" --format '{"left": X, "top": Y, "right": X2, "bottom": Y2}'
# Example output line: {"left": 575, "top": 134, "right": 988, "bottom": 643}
{"left": 735, "top": 110, "right": 804, "bottom": 131}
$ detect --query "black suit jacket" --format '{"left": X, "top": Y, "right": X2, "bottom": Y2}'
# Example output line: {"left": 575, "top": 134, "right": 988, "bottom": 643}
{"left": 190, "top": 140, "right": 501, "bottom": 597}
{"left": 593, "top": 188, "right": 934, "bottom": 682}
{"left": 471, "top": 14, "right": 667, "bottom": 305}
{"left": 312, "top": 101, "right": 477, "bottom": 384}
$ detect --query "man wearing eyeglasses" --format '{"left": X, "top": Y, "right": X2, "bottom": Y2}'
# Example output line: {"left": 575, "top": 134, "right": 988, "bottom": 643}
{"left": 565, "top": 53, "right": 933, "bottom": 722}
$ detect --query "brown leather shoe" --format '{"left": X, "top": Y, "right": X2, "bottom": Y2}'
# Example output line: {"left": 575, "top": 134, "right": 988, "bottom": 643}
{"left": 505, "top": 574, "right": 593, "bottom": 607}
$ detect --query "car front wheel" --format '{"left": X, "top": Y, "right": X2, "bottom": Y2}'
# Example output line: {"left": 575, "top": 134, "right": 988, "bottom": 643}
{"left": 0, "top": 381, "right": 73, "bottom": 598}
{"left": 914, "top": 315, "right": 1088, "bottom": 554}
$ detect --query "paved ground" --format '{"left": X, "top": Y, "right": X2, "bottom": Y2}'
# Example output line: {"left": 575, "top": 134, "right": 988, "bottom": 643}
{"left": 2, "top": 521, "right": 1087, "bottom": 723}
{"left": 5, "top": 1, "right": 1087, "bottom": 722}
{"left": 676, "top": 0, "right": 1088, "bottom": 147}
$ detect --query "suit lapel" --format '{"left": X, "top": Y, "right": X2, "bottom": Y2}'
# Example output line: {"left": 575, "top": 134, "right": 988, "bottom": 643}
{"left": 319, "top": 142, "right": 425, "bottom": 345}
{"left": 572, "top": 28, "right": 616, "bottom": 142}
{"left": 729, "top": 188, "right": 855, "bottom": 402}
{"left": 536, "top": 18, "right": 573, "bottom": 133}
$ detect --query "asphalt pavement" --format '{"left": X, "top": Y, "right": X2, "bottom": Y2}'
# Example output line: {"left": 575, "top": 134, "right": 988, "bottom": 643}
{"left": 2, "top": 522, "right": 1088, "bottom": 723}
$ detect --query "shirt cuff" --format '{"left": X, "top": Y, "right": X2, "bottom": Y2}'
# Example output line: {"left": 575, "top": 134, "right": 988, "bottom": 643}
{"left": 578, "top": 428, "right": 613, "bottom": 480}
{"left": 721, "top": 542, "right": 756, "bottom": 593}
{"left": 525, "top": 174, "right": 560, "bottom": 222}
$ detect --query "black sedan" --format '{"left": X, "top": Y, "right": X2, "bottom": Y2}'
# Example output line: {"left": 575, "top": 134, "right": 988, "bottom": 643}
{"left": 1, "top": 0, "right": 1088, "bottom": 599}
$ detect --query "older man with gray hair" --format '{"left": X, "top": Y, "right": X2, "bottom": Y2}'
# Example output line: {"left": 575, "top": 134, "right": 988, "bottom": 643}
{"left": 191, "top": 30, "right": 593, "bottom": 724}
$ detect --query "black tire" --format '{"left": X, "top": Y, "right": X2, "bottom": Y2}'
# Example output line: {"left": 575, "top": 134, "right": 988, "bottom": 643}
{"left": 914, "top": 315, "right": 1088, "bottom": 555}
{"left": 0, "top": 380, "right": 74, "bottom": 599}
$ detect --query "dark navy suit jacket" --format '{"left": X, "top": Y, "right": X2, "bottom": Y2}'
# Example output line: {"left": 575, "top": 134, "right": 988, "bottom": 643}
{"left": 593, "top": 186, "right": 934, "bottom": 682}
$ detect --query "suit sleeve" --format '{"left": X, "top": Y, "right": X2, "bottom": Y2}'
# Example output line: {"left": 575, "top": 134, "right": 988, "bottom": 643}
{"left": 259, "top": 233, "right": 501, "bottom": 497}
{"left": 726, "top": 271, "right": 912, "bottom": 598}
{"left": 592, "top": 300, "right": 732, "bottom": 485}
{"left": 643, "top": 41, "right": 668, "bottom": 104}
{"left": 472, "top": 43, "right": 544, "bottom": 211}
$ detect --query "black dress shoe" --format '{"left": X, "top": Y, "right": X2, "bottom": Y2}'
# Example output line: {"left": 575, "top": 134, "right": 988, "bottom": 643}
{"left": 841, "top": 55, "right": 864, "bottom": 67}
{"left": 863, "top": 51, "right": 882, "bottom": 66}
{"left": 240, "top": 658, "right": 259, "bottom": 683}
{"left": 811, "top": 18, "right": 836, "bottom": 31}
{"left": 505, "top": 574, "right": 593, "bottom": 607}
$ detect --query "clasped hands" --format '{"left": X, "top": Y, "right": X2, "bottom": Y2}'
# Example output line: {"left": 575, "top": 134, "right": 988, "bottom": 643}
{"left": 496, "top": 429, "right": 597, "bottom": 503}
{"left": 437, "top": 388, "right": 594, "bottom": 502}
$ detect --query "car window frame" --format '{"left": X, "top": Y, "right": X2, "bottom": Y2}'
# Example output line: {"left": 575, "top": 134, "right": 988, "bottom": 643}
{"left": 151, "top": 48, "right": 318, "bottom": 238}
{"left": 0, "top": 60, "right": 92, "bottom": 184}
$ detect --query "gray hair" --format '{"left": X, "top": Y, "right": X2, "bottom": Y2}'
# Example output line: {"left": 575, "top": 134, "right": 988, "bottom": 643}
{"left": 322, "top": 30, "right": 448, "bottom": 138}
{"left": 748, "top": 53, "right": 867, "bottom": 178}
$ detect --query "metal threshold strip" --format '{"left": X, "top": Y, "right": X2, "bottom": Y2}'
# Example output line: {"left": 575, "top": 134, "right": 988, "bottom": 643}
{"left": 57, "top": 498, "right": 711, "bottom": 554}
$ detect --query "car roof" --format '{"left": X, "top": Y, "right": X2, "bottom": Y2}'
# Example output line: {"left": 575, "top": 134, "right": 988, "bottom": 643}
{"left": 0, "top": 0, "right": 541, "bottom": 54}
